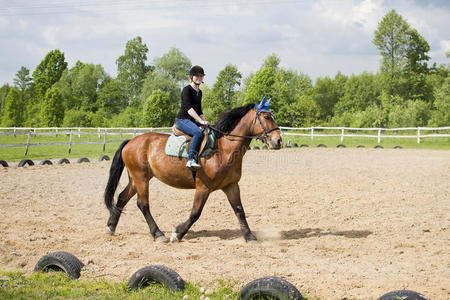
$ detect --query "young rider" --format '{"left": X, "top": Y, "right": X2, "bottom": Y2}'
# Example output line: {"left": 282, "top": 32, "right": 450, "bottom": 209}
{"left": 176, "top": 65, "right": 209, "bottom": 168}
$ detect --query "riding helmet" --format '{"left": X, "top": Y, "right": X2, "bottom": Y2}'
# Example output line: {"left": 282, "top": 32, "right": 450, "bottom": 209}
{"left": 189, "top": 65, "right": 205, "bottom": 76}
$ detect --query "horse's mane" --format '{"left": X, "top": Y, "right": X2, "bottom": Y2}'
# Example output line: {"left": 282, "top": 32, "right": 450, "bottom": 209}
{"left": 213, "top": 103, "right": 254, "bottom": 138}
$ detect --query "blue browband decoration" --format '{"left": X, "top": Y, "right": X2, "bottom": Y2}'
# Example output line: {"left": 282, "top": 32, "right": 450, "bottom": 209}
{"left": 254, "top": 95, "right": 271, "bottom": 112}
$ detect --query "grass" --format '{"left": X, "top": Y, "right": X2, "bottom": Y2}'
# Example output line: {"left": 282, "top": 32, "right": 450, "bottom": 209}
{"left": 0, "top": 270, "right": 241, "bottom": 300}
{"left": 0, "top": 128, "right": 449, "bottom": 162}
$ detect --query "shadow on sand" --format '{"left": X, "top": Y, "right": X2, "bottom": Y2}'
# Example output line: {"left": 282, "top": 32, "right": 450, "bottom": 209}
{"left": 183, "top": 228, "right": 372, "bottom": 241}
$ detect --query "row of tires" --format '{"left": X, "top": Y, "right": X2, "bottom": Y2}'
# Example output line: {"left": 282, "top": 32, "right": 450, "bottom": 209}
{"left": 251, "top": 144, "right": 403, "bottom": 150}
{"left": 34, "top": 251, "right": 428, "bottom": 300}
{"left": 0, "top": 155, "right": 110, "bottom": 168}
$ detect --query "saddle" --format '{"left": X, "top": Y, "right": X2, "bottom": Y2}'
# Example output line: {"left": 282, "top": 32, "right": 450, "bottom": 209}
{"left": 165, "top": 125, "right": 215, "bottom": 159}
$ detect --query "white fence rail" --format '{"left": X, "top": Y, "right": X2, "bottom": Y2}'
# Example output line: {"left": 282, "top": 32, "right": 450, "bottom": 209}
{"left": 1, "top": 126, "right": 449, "bottom": 155}
{"left": 279, "top": 126, "right": 450, "bottom": 144}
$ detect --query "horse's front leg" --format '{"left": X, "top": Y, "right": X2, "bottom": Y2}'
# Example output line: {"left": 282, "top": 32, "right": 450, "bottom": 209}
{"left": 222, "top": 182, "right": 257, "bottom": 243}
{"left": 171, "top": 187, "right": 210, "bottom": 242}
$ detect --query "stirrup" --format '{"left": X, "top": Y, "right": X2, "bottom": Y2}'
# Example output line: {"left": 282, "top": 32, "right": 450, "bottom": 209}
{"left": 186, "top": 159, "right": 201, "bottom": 168}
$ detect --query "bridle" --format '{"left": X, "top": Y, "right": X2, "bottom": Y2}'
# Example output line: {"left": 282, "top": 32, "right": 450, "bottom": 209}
{"left": 208, "top": 109, "right": 280, "bottom": 141}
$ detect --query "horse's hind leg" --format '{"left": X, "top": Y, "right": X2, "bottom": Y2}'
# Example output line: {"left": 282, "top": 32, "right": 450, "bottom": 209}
{"left": 134, "top": 175, "right": 167, "bottom": 243}
{"left": 171, "top": 187, "right": 210, "bottom": 242}
{"left": 107, "top": 176, "right": 136, "bottom": 234}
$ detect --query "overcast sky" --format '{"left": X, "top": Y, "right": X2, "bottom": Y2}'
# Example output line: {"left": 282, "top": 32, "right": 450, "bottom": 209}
{"left": 1, "top": 0, "right": 449, "bottom": 86}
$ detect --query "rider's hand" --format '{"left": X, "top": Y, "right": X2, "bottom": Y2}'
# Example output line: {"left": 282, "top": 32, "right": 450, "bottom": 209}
{"left": 200, "top": 120, "right": 209, "bottom": 126}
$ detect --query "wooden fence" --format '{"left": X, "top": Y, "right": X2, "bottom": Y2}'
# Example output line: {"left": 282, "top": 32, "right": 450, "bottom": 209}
{"left": 1, "top": 126, "right": 449, "bottom": 154}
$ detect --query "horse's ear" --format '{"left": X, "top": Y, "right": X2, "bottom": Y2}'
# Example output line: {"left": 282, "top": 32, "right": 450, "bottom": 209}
{"left": 255, "top": 95, "right": 267, "bottom": 111}
{"left": 265, "top": 98, "right": 271, "bottom": 108}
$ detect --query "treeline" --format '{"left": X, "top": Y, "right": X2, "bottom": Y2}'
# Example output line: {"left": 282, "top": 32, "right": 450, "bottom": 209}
{"left": 0, "top": 10, "right": 449, "bottom": 128}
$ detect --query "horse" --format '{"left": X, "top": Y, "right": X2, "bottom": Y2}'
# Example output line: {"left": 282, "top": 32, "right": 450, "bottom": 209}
{"left": 104, "top": 98, "right": 282, "bottom": 243}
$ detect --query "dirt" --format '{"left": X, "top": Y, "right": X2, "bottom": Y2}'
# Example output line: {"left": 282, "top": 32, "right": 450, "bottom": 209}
{"left": 0, "top": 148, "right": 449, "bottom": 299}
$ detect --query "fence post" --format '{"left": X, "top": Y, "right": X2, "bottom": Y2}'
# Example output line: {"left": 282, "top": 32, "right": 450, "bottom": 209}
{"left": 341, "top": 128, "right": 344, "bottom": 143}
{"left": 98, "top": 127, "right": 101, "bottom": 139}
{"left": 14, "top": 127, "right": 16, "bottom": 138}
{"left": 120, "top": 128, "right": 122, "bottom": 138}
{"left": 377, "top": 128, "right": 381, "bottom": 144}
{"left": 24, "top": 131, "right": 31, "bottom": 155}
{"left": 134, "top": 128, "right": 137, "bottom": 137}
{"left": 311, "top": 127, "right": 314, "bottom": 141}
{"left": 103, "top": 129, "right": 107, "bottom": 152}
{"left": 417, "top": 128, "right": 421, "bottom": 144}
{"left": 55, "top": 127, "right": 58, "bottom": 137}
{"left": 78, "top": 127, "right": 81, "bottom": 138}
{"left": 68, "top": 130, "right": 73, "bottom": 154}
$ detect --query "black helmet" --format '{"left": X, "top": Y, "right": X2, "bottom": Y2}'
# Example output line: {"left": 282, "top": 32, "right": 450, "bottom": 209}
{"left": 189, "top": 65, "right": 205, "bottom": 76}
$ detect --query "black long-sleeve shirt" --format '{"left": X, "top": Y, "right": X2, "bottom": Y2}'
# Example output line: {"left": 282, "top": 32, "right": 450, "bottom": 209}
{"left": 176, "top": 85, "right": 203, "bottom": 122}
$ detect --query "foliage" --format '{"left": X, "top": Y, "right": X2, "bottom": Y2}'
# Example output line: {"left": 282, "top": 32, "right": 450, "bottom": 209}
{"left": 1, "top": 87, "right": 23, "bottom": 126}
{"left": 141, "top": 89, "right": 174, "bottom": 126}
{"left": 153, "top": 46, "right": 191, "bottom": 85}
{"left": 13, "top": 66, "right": 33, "bottom": 93}
{"left": 41, "top": 86, "right": 65, "bottom": 127}
{"left": 32, "top": 49, "right": 67, "bottom": 102}
{"left": 429, "top": 77, "right": 450, "bottom": 126}
{"left": 116, "top": 36, "right": 151, "bottom": 107}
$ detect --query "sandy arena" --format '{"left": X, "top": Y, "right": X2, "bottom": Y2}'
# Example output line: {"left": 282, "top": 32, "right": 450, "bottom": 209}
{"left": 0, "top": 148, "right": 449, "bottom": 299}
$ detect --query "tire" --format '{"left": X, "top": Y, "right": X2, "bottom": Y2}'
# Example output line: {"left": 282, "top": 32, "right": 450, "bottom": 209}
{"left": 39, "top": 159, "right": 53, "bottom": 166}
{"left": 58, "top": 158, "right": 70, "bottom": 165}
{"left": 299, "top": 144, "right": 309, "bottom": 148}
{"left": 336, "top": 144, "right": 346, "bottom": 148}
{"left": 356, "top": 145, "right": 366, "bottom": 148}
{"left": 128, "top": 265, "right": 185, "bottom": 292}
{"left": 317, "top": 144, "right": 327, "bottom": 148}
{"left": 18, "top": 159, "right": 34, "bottom": 167}
{"left": 377, "top": 290, "right": 429, "bottom": 300}
{"left": 292, "top": 143, "right": 298, "bottom": 148}
{"left": 285, "top": 145, "right": 291, "bottom": 148}
{"left": 252, "top": 146, "right": 260, "bottom": 150}
{"left": 374, "top": 145, "right": 384, "bottom": 149}
{"left": 77, "top": 157, "right": 90, "bottom": 163}
{"left": 393, "top": 145, "right": 403, "bottom": 149}
{"left": 34, "top": 251, "right": 84, "bottom": 279}
{"left": 0, "top": 160, "right": 8, "bottom": 167}
{"left": 262, "top": 145, "right": 268, "bottom": 150}
{"left": 99, "top": 155, "right": 110, "bottom": 161}
{"left": 238, "top": 276, "right": 303, "bottom": 300}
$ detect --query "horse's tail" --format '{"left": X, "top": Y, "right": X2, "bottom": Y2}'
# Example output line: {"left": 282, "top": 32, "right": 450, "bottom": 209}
{"left": 104, "top": 140, "right": 130, "bottom": 217}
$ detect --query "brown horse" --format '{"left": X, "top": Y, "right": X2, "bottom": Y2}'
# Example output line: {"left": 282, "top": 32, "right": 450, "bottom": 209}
{"left": 104, "top": 102, "right": 282, "bottom": 243}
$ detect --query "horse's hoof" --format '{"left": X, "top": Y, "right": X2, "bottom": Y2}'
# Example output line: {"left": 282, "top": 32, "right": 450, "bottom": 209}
{"left": 170, "top": 232, "right": 179, "bottom": 243}
{"left": 247, "top": 239, "right": 258, "bottom": 245}
{"left": 106, "top": 227, "right": 115, "bottom": 235}
{"left": 155, "top": 235, "right": 168, "bottom": 243}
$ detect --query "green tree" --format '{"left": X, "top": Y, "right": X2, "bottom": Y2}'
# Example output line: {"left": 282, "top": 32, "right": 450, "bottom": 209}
{"left": 41, "top": 87, "right": 65, "bottom": 126}
{"left": 154, "top": 47, "right": 191, "bottom": 85}
{"left": 13, "top": 66, "right": 33, "bottom": 93}
{"left": 373, "top": 10, "right": 410, "bottom": 96}
{"left": 0, "top": 84, "right": 11, "bottom": 117}
{"left": 116, "top": 36, "right": 151, "bottom": 107}
{"left": 428, "top": 77, "right": 450, "bottom": 126}
{"left": 203, "top": 64, "right": 242, "bottom": 122}
{"left": 141, "top": 90, "right": 173, "bottom": 126}
{"left": 32, "top": 49, "right": 67, "bottom": 102}
{"left": 243, "top": 55, "right": 280, "bottom": 105}
{"left": 1, "top": 88, "right": 23, "bottom": 126}
{"left": 312, "top": 73, "right": 346, "bottom": 121}
{"left": 97, "top": 78, "right": 126, "bottom": 116}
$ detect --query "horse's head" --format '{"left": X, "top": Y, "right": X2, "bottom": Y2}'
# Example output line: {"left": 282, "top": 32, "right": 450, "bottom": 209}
{"left": 251, "top": 96, "right": 283, "bottom": 149}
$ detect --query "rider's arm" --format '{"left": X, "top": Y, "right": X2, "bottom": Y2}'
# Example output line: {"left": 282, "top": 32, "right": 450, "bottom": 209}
{"left": 187, "top": 108, "right": 203, "bottom": 123}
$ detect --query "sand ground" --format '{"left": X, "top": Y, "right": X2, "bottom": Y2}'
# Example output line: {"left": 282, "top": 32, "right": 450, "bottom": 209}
{"left": 0, "top": 148, "right": 449, "bottom": 299}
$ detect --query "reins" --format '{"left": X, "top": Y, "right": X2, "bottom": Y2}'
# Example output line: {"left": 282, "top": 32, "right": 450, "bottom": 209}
{"left": 207, "top": 110, "right": 280, "bottom": 142}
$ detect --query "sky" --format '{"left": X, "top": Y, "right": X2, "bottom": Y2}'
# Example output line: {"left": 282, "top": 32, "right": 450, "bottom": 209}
{"left": 0, "top": 0, "right": 449, "bottom": 86}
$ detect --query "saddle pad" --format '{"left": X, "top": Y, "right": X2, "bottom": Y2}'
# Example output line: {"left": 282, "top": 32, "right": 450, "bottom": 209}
{"left": 164, "top": 131, "right": 215, "bottom": 158}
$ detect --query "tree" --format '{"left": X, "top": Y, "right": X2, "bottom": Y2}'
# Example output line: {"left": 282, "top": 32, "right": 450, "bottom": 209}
{"left": 373, "top": 10, "right": 410, "bottom": 96}
{"left": 141, "top": 90, "right": 174, "bottom": 126}
{"left": 32, "top": 49, "right": 67, "bottom": 102}
{"left": 312, "top": 73, "right": 346, "bottom": 120}
{"left": 41, "top": 87, "right": 65, "bottom": 126}
{"left": 202, "top": 64, "right": 242, "bottom": 122}
{"left": 116, "top": 36, "right": 151, "bottom": 106}
{"left": 429, "top": 77, "right": 450, "bottom": 126}
{"left": 13, "top": 66, "right": 32, "bottom": 93}
{"left": 0, "top": 84, "right": 11, "bottom": 116}
{"left": 154, "top": 47, "right": 191, "bottom": 85}
{"left": 97, "top": 78, "right": 126, "bottom": 116}
{"left": 1, "top": 88, "right": 22, "bottom": 126}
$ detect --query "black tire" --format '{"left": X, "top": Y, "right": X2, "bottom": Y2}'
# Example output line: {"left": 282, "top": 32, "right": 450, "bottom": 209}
{"left": 374, "top": 145, "right": 384, "bottom": 149}
{"left": 262, "top": 145, "right": 268, "bottom": 150}
{"left": 377, "top": 290, "right": 429, "bottom": 300}
{"left": 34, "top": 251, "right": 84, "bottom": 279}
{"left": 0, "top": 160, "right": 8, "bottom": 167}
{"left": 77, "top": 157, "right": 90, "bottom": 163}
{"left": 299, "top": 144, "right": 309, "bottom": 148}
{"left": 336, "top": 144, "right": 346, "bottom": 148}
{"left": 39, "top": 159, "right": 53, "bottom": 166}
{"left": 292, "top": 143, "right": 298, "bottom": 148}
{"left": 18, "top": 159, "right": 34, "bottom": 167}
{"left": 393, "top": 145, "right": 403, "bottom": 149}
{"left": 58, "top": 158, "right": 70, "bottom": 165}
{"left": 285, "top": 145, "right": 291, "bottom": 148}
{"left": 99, "top": 155, "right": 110, "bottom": 161}
{"left": 238, "top": 276, "right": 303, "bottom": 300}
{"left": 356, "top": 145, "right": 366, "bottom": 148}
{"left": 128, "top": 265, "right": 185, "bottom": 292}
{"left": 252, "top": 146, "right": 260, "bottom": 150}
{"left": 317, "top": 144, "right": 327, "bottom": 148}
